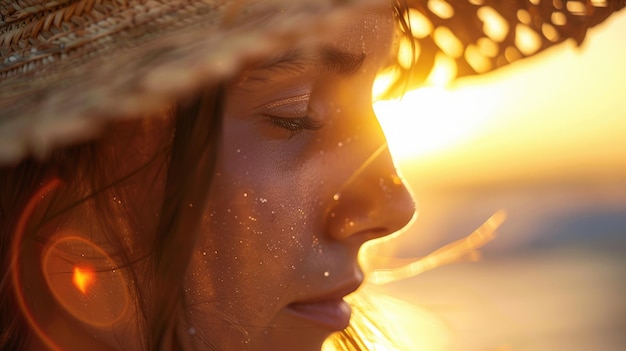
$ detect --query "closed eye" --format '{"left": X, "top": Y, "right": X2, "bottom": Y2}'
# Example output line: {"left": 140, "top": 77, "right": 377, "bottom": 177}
{"left": 263, "top": 115, "right": 323, "bottom": 138}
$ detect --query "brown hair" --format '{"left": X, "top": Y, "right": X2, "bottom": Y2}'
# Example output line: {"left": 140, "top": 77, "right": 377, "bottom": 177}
{"left": 0, "top": 84, "right": 224, "bottom": 350}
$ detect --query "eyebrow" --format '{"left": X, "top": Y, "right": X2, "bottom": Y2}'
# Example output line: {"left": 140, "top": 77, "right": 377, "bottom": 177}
{"left": 252, "top": 46, "right": 367, "bottom": 77}
{"left": 320, "top": 46, "right": 367, "bottom": 75}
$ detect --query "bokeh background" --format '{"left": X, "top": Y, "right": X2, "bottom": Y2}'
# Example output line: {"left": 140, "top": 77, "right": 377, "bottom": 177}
{"left": 368, "top": 10, "right": 625, "bottom": 351}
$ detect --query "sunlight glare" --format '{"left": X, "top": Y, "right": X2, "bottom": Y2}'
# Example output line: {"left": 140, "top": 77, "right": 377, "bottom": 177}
{"left": 374, "top": 85, "right": 498, "bottom": 160}
{"left": 428, "top": 53, "right": 457, "bottom": 86}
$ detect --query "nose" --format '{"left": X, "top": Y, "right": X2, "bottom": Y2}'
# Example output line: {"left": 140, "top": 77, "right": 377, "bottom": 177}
{"left": 325, "top": 143, "right": 415, "bottom": 244}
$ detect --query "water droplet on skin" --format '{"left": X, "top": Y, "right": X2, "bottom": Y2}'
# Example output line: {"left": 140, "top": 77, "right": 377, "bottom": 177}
{"left": 391, "top": 173, "right": 402, "bottom": 185}
{"left": 259, "top": 198, "right": 268, "bottom": 203}
{"left": 324, "top": 271, "right": 330, "bottom": 277}
{"left": 202, "top": 251, "right": 207, "bottom": 256}
{"left": 188, "top": 327, "right": 196, "bottom": 335}
{"left": 333, "top": 193, "right": 340, "bottom": 201}
{"left": 243, "top": 192, "right": 248, "bottom": 197}
{"left": 330, "top": 212, "right": 336, "bottom": 218}
{"left": 236, "top": 149, "right": 241, "bottom": 153}
{"left": 337, "top": 142, "right": 343, "bottom": 147}
{"left": 349, "top": 221, "right": 355, "bottom": 227}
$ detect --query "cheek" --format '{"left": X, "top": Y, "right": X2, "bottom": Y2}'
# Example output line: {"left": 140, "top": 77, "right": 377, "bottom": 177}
{"left": 182, "top": 141, "right": 324, "bottom": 322}
{"left": 207, "top": 147, "right": 320, "bottom": 270}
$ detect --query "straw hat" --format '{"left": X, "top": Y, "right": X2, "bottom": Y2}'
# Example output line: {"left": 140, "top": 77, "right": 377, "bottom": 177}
{"left": 0, "top": 0, "right": 622, "bottom": 164}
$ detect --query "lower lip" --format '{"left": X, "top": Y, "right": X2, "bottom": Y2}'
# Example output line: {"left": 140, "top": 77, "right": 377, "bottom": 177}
{"left": 286, "top": 299, "right": 352, "bottom": 331}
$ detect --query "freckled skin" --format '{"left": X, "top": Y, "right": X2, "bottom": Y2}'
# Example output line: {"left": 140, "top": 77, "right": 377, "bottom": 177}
{"left": 183, "top": 8, "right": 415, "bottom": 351}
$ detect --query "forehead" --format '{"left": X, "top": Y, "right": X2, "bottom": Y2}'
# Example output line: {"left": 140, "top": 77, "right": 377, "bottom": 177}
{"left": 324, "top": 9, "right": 395, "bottom": 58}
{"left": 240, "top": 8, "right": 395, "bottom": 81}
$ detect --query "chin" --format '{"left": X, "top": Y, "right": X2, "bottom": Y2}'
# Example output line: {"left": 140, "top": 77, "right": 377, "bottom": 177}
{"left": 245, "top": 327, "right": 334, "bottom": 351}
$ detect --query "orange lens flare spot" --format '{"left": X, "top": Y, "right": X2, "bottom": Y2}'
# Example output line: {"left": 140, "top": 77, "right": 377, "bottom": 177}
{"left": 72, "top": 266, "right": 95, "bottom": 295}
{"left": 42, "top": 235, "right": 129, "bottom": 326}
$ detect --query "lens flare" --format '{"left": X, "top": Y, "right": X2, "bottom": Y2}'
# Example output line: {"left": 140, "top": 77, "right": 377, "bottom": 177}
{"left": 72, "top": 266, "right": 95, "bottom": 295}
{"left": 42, "top": 235, "right": 130, "bottom": 327}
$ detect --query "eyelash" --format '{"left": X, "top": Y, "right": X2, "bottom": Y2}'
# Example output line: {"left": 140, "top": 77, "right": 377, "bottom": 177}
{"left": 264, "top": 115, "right": 323, "bottom": 137}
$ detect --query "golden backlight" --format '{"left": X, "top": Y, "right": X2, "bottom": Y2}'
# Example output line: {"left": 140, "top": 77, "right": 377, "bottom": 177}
{"left": 347, "top": 11, "right": 626, "bottom": 351}
{"left": 375, "top": 13, "right": 626, "bottom": 186}
{"left": 374, "top": 85, "right": 496, "bottom": 159}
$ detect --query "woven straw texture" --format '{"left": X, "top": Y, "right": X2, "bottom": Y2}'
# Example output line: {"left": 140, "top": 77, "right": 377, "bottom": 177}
{"left": 0, "top": 0, "right": 382, "bottom": 163}
{"left": 384, "top": 0, "right": 624, "bottom": 96}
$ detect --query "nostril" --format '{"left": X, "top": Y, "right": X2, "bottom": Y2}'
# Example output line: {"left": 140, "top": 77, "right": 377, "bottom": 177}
{"left": 325, "top": 188, "right": 415, "bottom": 243}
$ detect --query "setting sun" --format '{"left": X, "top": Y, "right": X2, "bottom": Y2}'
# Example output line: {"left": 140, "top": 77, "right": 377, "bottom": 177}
{"left": 374, "top": 85, "right": 498, "bottom": 160}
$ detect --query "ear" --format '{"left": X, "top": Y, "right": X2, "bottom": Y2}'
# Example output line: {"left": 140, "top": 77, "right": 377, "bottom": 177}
{"left": 11, "top": 179, "right": 132, "bottom": 351}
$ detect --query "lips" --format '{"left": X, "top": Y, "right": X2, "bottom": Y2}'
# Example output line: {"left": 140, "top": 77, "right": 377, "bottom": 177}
{"left": 287, "top": 299, "right": 352, "bottom": 330}
{"left": 286, "top": 280, "right": 360, "bottom": 331}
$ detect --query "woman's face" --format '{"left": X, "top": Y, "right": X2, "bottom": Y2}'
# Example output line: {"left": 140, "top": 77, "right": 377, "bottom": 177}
{"left": 183, "top": 7, "right": 415, "bottom": 351}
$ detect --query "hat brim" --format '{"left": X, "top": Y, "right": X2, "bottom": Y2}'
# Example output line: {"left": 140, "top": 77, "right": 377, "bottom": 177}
{"left": 0, "top": 0, "right": 623, "bottom": 164}
{"left": 0, "top": 0, "right": 385, "bottom": 164}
